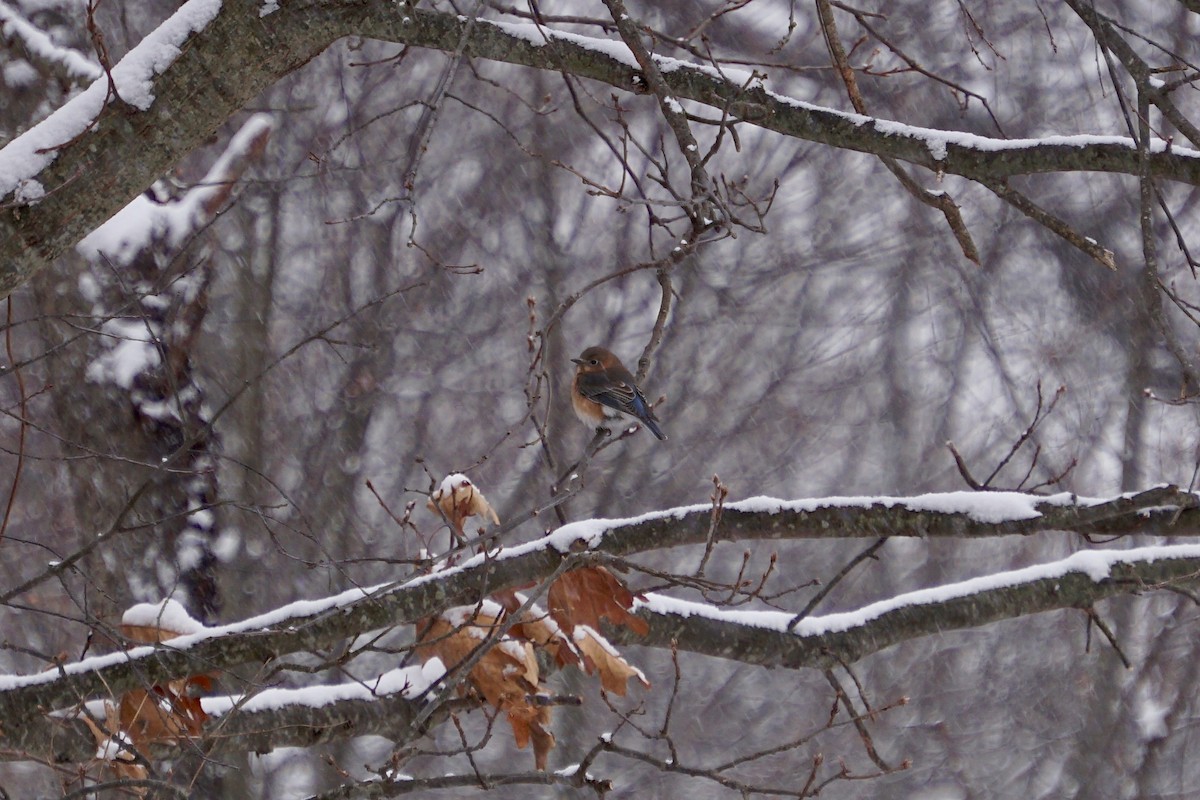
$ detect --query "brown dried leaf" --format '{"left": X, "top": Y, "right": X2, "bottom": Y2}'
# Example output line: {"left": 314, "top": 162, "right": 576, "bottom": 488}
{"left": 416, "top": 615, "right": 537, "bottom": 705}
{"left": 120, "top": 624, "right": 181, "bottom": 644}
{"left": 510, "top": 706, "right": 555, "bottom": 772}
{"left": 82, "top": 705, "right": 149, "bottom": 796}
{"left": 427, "top": 474, "right": 500, "bottom": 532}
{"left": 548, "top": 566, "right": 649, "bottom": 637}
{"left": 511, "top": 613, "right": 582, "bottom": 671}
{"left": 574, "top": 626, "right": 650, "bottom": 695}
{"left": 116, "top": 605, "right": 211, "bottom": 747}
{"left": 416, "top": 611, "right": 555, "bottom": 769}
{"left": 113, "top": 761, "right": 150, "bottom": 796}
{"left": 118, "top": 674, "right": 210, "bottom": 746}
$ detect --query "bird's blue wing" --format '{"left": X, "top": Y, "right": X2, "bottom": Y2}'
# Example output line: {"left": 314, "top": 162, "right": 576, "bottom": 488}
{"left": 577, "top": 374, "right": 638, "bottom": 415}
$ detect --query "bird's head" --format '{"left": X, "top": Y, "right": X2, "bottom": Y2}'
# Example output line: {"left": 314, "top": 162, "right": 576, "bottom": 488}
{"left": 572, "top": 346, "right": 618, "bottom": 374}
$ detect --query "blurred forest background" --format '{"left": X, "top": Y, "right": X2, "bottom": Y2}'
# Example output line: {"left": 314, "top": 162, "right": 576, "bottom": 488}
{"left": 2, "top": 0, "right": 1200, "bottom": 797}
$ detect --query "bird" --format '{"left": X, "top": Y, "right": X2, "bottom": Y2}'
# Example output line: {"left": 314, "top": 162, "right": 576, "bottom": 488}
{"left": 571, "top": 346, "right": 667, "bottom": 441}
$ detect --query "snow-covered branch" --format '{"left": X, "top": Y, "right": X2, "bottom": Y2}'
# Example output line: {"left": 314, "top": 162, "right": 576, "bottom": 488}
{"left": 628, "top": 545, "right": 1200, "bottom": 669}
{"left": 9, "top": 538, "right": 1200, "bottom": 767}
{"left": 0, "top": 489, "right": 1194, "bottom": 737}
{"left": 0, "top": 1, "right": 101, "bottom": 84}
{"left": 594, "top": 485, "right": 1200, "bottom": 552}
{"left": 4, "top": 1, "right": 1200, "bottom": 298}
{"left": 6, "top": 672, "right": 442, "bottom": 764}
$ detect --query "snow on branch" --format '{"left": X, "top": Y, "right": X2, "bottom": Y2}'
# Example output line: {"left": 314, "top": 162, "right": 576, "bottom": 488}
{"left": 4, "top": 2, "right": 1200, "bottom": 298}
{"left": 421, "top": 11, "right": 1200, "bottom": 182}
{"left": 10, "top": 538, "right": 1200, "bottom": 765}
{"left": 0, "top": 488, "right": 1196, "bottom": 764}
{"left": 14, "top": 665, "right": 446, "bottom": 764}
{"left": 0, "top": 1, "right": 102, "bottom": 84}
{"left": 78, "top": 112, "right": 274, "bottom": 266}
{"left": 0, "top": 488, "right": 1193, "bottom": 730}
{"left": 581, "top": 485, "right": 1200, "bottom": 553}
{"left": 629, "top": 544, "right": 1200, "bottom": 669}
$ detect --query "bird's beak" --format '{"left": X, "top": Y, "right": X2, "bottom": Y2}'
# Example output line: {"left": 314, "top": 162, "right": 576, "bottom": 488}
{"left": 570, "top": 358, "right": 583, "bottom": 365}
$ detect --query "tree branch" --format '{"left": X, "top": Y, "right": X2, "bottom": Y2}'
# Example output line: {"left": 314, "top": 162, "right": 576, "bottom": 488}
{"left": 0, "top": 487, "right": 1195, "bottom": 731}
{"left": 4, "top": 2, "right": 1200, "bottom": 297}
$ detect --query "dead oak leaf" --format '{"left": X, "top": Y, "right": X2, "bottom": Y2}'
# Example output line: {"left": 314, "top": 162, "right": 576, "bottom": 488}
{"left": 548, "top": 565, "right": 650, "bottom": 637}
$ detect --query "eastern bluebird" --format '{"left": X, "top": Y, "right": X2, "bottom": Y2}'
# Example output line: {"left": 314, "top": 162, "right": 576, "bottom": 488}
{"left": 571, "top": 346, "right": 667, "bottom": 441}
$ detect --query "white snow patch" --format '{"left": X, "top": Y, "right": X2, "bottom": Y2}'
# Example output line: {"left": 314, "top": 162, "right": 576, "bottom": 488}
{"left": 0, "top": 4, "right": 101, "bottom": 82}
{"left": 0, "top": 0, "right": 224, "bottom": 200}
{"left": 85, "top": 318, "right": 160, "bottom": 388}
{"left": 485, "top": 17, "right": 639, "bottom": 69}
{"left": 1136, "top": 685, "right": 1169, "bottom": 741}
{"left": 0, "top": 491, "right": 1189, "bottom": 696}
{"left": 77, "top": 112, "right": 274, "bottom": 264}
{"left": 0, "top": 579, "right": 391, "bottom": 692}
{"left": 638, "top": 544, "right": 1200, "bottom": 636}
{"left": 122, "top": 598, "right": 206, "bottom": 636}
{"left": 468, "top": 19, "right": 1191, "bottom": 170}
{"left": 726, "top": 490, "right": 1084, "bottom": 524}
{"left": 2, "top": 58, "right": 40, "bottom": 88}
{"left": 187, "top": 508, "right": 215, "bottom": 531}
{"left": 203, "top": 662, "right": 443, "bottom": 715}
{"left": 12, "top": 178, "right": 45, "bottom": 205}
{"left": 94, "top": 730, "right": 136, "bottom": 762}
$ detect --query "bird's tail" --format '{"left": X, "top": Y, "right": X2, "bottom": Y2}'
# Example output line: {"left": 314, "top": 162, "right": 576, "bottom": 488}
{"left": 644, "top": 418, "right": 667, "bottom": 441}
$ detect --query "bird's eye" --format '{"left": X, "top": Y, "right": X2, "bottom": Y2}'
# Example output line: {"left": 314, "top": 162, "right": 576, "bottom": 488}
{"left": 589, "top": 359, "right": 599, "bottom": 365}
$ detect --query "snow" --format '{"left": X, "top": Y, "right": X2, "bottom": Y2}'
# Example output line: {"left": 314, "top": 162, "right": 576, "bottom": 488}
{"left": 202, "top": 661, "right": 444, "bottom": 716}
{"left": 518, "top": 490, "right": 1093, "bottom": 553}
{"left": 0, "top": 0, "right": 224, "bottom": 201}
{"left": 12, "top": 178, "right": 45, "bottom": 204}
{"left": 894, "top": 491, "right": 1072, "bottom": 522}
{"left": 0, "top": 490, "right": 1193, "bottom": 696}
{"left": 77, "top": 113, "right": 275, "bottom": 263}
{"left": 442, "top": 599, "right": 505, "bottom": 626}
{"left": 188, "top": 508, "right": 215, "bottom": 531}
{"left": 639, "top": 543, "right": 1200, "bottom": 636}
{"left": 472, "top": 16, "right": 1197, "bottom": 168}
{"left": 84, "top": 318, "right": 160, "bottom": 389}
{"left": 725, "top": 489, "right": 1132, "bottom": 524}
{"left": 2, "top": 58, "right": 40, "bottom": 88}
{"left": 122, "top": 598, "right": 206, "bottom": 635}
{"left": 435, "top": 473, "right": 471, "bottom": 498}
{"left": 0, "top": 3, "right": 101, "bottom": 83}
{"left": 3, "top": 1, "right": 1194, "bottom": 210}
{"left": 573, "top": 624, "right": 618, "bottom": 655}
{"left": 94, "top": 730, "right": 135, "bottom": 762}
{"left": 1136, "top": 685, "right": 1169, "bottom": 741}
{"left": 0, "top": 578, "right": 390, "bottom": 691}
{"left": 486, "top": 17, "right": 640, "bottom": 69}
{"left": 767, "top": 87, "right": 1199, "bottom": 161}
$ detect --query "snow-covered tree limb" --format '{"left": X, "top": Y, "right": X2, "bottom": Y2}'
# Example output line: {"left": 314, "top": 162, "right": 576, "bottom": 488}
{"left": 7, "top": 539, "right": 1200, "bottom": 767}
{"left": 627, "top": 545, "right": 1200, "bottom": 668}
{"left": 4, "top": 0, "right": 1200, "bottom": 298}
{"left": 0, "top": 543, "right": 569, "bottom": 728}
{"left": 2, "top": 684, "right": 444, "bottom": 765}
{"left": 0, "top": 488, "right": 1196, "bottom": 747}
{"left": 588, "top": 486, "right": 1200, "bottom": 551}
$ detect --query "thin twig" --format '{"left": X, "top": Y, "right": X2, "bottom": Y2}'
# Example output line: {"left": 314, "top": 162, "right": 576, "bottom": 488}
{"left": 695, "top": 475, "right": 729, "bottom": 577}
{"left": 0, "top": 298, "right": 26, "bottom": 543}
{"left": 788, "top": 538, "right": 886, "bottom": 628}
{"left": 1085, "top": 607, "right": 1132, "bottom": 668}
